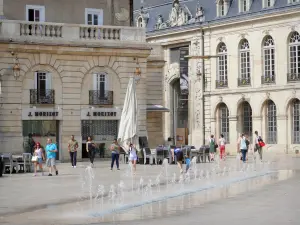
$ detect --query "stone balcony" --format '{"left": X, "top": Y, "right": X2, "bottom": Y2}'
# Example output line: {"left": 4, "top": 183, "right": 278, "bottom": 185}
{"left": 0, "top": 20, "right": 146, "bottom": 44}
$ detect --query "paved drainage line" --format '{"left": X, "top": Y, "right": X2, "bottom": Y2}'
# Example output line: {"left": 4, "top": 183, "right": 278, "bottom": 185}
{"left": 89, "top": 170, "right": 275, "bottom": 218}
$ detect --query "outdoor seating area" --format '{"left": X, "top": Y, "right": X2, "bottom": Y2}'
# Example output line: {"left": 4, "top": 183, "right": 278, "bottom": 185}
{"left": 0, "top": 153, "right": 33, "bottom": 175}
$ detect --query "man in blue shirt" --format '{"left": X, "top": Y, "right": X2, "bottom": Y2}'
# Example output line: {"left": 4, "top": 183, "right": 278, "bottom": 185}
{"left": 45, "top": 138, "right": 58, "bottom": 176}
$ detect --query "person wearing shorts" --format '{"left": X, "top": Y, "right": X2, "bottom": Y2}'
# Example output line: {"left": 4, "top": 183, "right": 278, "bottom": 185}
{"left": 45, "top": 138, "right": 58, "bottom": 176}
{"left": 174, "top": 148, "right": 184, "bottom": 173}
{"left": 33, "top": 142, "right": 45, "bottom": 176}
{"left": 128, "top": 143, "right": 137, "bottom": 174}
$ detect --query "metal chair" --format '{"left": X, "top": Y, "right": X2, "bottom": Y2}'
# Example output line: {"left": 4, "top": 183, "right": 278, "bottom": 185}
{"left": 18, "top": 153, "right": 32, "bottom": 172}
{"left": 143, "top": 147, "right": 156, "bottom": 165}
{"left": 2, "top": 153, "right": 18, "bottom": 174}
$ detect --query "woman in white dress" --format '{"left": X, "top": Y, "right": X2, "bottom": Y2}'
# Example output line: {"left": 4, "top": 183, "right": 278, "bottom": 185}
{"left": 33, "top": 142, "right": 45, "bottom": 176}
{"left": 128, "top": 143, "right": 137, "bottom": 174}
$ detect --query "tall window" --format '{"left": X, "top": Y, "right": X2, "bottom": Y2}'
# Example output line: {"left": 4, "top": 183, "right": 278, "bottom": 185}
{"left": 242, "top": 102, "right": 253, "bottom": 141}
{"left": 292, "top": 99, "right": 300, "bottom": 144}
{"left": 218, "top": 0, "right": 225, "bottom": 16}
{"left": 289, "top": 31, "right": 300, "bottom": 80}
{"left": 240, "top": 0, "right": 248, "bottom": 12}
{"left": 85, "top": 8, "right": 103, "bottom": 25}
{"left": 26, "top": 5, "right": 45, "bottom": 22}
{"left": 94, "top": 73, "right": 106, "bottom": 97}
{"left": 219, "top": 103, "right": 229, "bottom": 143}
{"left": 240, "top": 39, "right": 251, "bottom": 80}
{"left": 263, "top": 35, "right": 275, "bottom": 82}
{"left": 267, "top": 100, "right": 277, "bottom": 144}
{"left": 217, "top": 43, "right": 228, "bottom": 83}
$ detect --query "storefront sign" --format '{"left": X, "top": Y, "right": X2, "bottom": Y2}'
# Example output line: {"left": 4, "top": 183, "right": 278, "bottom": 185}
{"left": 28, "top": 112, "right": 59, "bottom": 117}
{"left": 87, "top": 111, "right": 117, "bottom": 117}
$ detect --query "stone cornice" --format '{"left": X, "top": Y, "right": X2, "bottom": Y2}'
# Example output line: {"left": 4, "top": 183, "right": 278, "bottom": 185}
{"left": 0, "top": 42, "right": 151, "bottom": 58}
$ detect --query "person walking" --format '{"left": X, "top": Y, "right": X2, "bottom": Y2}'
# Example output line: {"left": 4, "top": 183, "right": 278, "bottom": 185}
{"left": 86, "top": 136, "right": 96, "bottom": 167}
{"left": 209, "top": 135, "right": 217, "bottom": 161}
{"left": 218, "top": 134, "right": 226, "bottom": 160}
{"left": 68, "top": 135, "right": 78, "bottom": 168}
{"left": 174, "top": 147, "right": 184, "bottom": 173}
{"left": 254, "top": 131, "right": 264, "bottom": 161}
{"left": 237, "top": 134, "right": 248, "bottom": 163}
{"left": 128, "top": 143, "right": 137, "bottom": 174}
{"left": 45, "top": 138, "right": 58, "bottom": 176}
{"left": 110, "top": 139, "right": 120, "bottom": 171}
{"left": 33, "top": 142, "right": 45, "bottom": 176}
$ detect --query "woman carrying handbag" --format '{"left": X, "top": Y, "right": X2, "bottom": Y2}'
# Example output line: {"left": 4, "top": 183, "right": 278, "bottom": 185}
{"left": 32, "top": 142, "right": 45, "bottom": 176}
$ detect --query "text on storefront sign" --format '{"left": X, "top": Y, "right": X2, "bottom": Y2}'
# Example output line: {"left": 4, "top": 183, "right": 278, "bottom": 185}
{"left": 28, "top": 112, "right": 59, "bottom": 117}
{"left": 86, "top": 112, "right": 117, "bottom": 117}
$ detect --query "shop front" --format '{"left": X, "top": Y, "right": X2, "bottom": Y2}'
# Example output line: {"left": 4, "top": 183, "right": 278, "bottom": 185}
{"left": 22, "top": 108, "right": 62, "bottom": 160}
{"left": 80, "top": 108, "right": 121, "bottom": 158}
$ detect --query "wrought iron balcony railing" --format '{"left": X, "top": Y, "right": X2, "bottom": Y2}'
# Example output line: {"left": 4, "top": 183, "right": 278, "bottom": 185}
{"left": 89, "top": 90, "right": 113, "bottom": 105}
{"left": 261, "top": 75, "right": 275, "bottom": 84}
{"left": 237, "top": 77, "right": 251, "bottom": 86}
{"left": 287, "top": 73, "right": 300, "bottom": 82}
{"left": 30, "top": 89, "right": 55, "bottom": 104}
{"left": 216, "top": 80, "right": 228, "bottom": 88}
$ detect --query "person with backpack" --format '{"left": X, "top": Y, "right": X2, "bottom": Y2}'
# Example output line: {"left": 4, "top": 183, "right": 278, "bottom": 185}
{"left": 237, "top": 133, "right": 248, "bottom": 163}
{"left": 254, "top": 131, "right": 265, "bottom": 161}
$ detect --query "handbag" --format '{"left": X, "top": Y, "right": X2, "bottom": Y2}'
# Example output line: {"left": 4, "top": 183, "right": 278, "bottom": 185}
{"left": 31, "top": 156, "right": 38, "bottom": 162}
{"left": 259, "top": 141, "right": 265, "bottom": 147}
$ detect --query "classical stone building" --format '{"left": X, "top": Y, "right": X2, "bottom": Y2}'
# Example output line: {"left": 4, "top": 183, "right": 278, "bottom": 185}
{"left": 0, "top": 0, "right": 165, "bottom": 161}
{"left": 134, "top": 0, "right": 300, "bottom": 154}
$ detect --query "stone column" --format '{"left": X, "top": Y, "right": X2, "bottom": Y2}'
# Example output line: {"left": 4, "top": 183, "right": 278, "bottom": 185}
{"left": 228, "top": 116, "right": 238, "bottom": 153}
{"left": 277, "top": 115, "right": 288, "bottom": 153}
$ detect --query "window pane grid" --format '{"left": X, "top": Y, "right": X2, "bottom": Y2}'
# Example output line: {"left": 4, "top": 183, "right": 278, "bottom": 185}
{"left": 240, "top": 40, "right": 250, "bottom": 79}
{"left": 289, "top": 32, "right": 300, "bottom": 75}
{"left": 267, "top": 101, "right": 277, "bottom": 144}
{"left": 217, "top": 43, "right": 228, "bottom": 82}
{"left": 293, "top": 100, "right": 300, "bottom": 144}
{"left": 220, "top": 104, "right": 229, "bottom": 143}
{"left": 263, "top": 36, "right": 275, "bottom": 79}
{"left": 242, "top": 102, "right": 252, "bottom": 142}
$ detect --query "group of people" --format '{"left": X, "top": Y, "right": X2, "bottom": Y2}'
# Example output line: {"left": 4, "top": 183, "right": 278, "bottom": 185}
{"left": 208, "top": 131, "right": 265, "bottom": 163}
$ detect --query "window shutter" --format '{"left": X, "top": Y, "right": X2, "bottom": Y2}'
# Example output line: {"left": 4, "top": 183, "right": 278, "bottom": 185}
{"left": 34, "top": 72, "right": 38, "bottom": 89}
{"left": 93, "top": 74, "right": 98, "bottom": 90}
{"left": 98, "top": 10, "right": 103, "bottom": 26}
{"left": 46, "top": 73, "right": 52, "bottom": 90}
{"left": 105, "top": 73, "right": 109, "bottom": 91}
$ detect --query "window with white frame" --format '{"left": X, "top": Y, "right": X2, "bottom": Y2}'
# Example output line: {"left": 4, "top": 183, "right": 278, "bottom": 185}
{"left": 240, "top": 0, "right": 249, "bottom": 12}
{"left": 217, "top": 0, "right": 225, "bottom": 17}
{"left": 85, "top": 8, "right": 103, "bottom": 25}
{"left": 239, "top": 39, "right": 251, "bottom": 80}
{"left": 288, "top": 0, "right": 299, "bottom": 4}
{"left": 263, "top": 0, "right": 274, "bottom": 8}
{"left": 217, "top": 42, "right": 228, "bottom": 83}
{"left": 34, "top": 71, "right": 52, "bottom": 103}
{"left": 267, "top": 100, "right": 277, "bottom": 144}
{"left": 26, "top": 5, "right": 45, "bottom": 22}
{"left": 219, "top": 103, "right": 230, "bottom": 143}
{"left": 93, "top": 73, "right": 107, "bottom": 97}
{"left": 289, "top": 31, "right": 300, "bottom": 78}
{"left": 263, "top": 35, "right": 275, "bottom": 81}
{"left": 292, "top": 99, "right": 300, "bottom": 144}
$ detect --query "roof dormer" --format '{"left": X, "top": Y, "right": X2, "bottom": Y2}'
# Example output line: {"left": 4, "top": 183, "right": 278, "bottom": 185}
{"left": 217, "top": 0, "right": 231, "bottom": 17}
{"left": 262, "top": 0, "right": 275, "bottom": 8}
{"left": 239, "top": 0, "right": 252, "bottom": 12}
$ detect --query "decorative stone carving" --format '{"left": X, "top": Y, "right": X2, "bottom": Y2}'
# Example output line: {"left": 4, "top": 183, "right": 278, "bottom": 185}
{"left": 115, "top": 8, "right": 130, "bottom": 22}
{"left": 155, "top": 0, "right": 193, "bottom": 30}
{"left": 135, "top": 7, "right": 149, "bottom": 28}
{"left": 165, "top": 63, "right": 179, "bottom": 90}
{"left": 266, "top": 92, "right": 270, "bottom": 99}
{"left": 195, "top": 4, "right": 204, "bottom": 22}
{"left": 218, "top": 96, "right": 223, "bottom": 103}
{"left": 192, "top": 37, "right": 201, "bottom": 56}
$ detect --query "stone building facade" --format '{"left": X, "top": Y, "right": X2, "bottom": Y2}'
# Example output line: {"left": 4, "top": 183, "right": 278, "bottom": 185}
{"left": 134, "top": 0, "right": 300, "bottom": 154}
{"left": 0, "top": 0, "right": 165, "bottom": 161}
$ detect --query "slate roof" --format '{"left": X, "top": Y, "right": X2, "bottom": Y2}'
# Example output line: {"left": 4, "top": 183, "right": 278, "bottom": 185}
{"left": 133, "top": 0, "right": 300, "bottom": 33}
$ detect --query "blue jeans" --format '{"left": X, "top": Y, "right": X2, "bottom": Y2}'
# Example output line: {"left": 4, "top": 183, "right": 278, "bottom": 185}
{"left": 69, "top": 151, "right": 77, "bottom": 166}
{"left": 241, "top": 149, "right": 247, "bottom": 162}
{"left": 111, "top": 153, "right": 119, "bottom": 169}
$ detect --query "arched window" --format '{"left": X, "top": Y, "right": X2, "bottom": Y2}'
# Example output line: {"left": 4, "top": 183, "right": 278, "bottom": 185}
{"left": 262, "top": 36, "right": 275, "bottom": 84}
{"left": 242, "top": 102, "right": 253, "bottom": 140}
{"left": 137, "top": 17, "right": 143, "bottom": 27}
{"left": 219, "top": 103, "right": 229, "bottom": 143}
{"left": 266, "top": 100, "right": 277, "bottom": 144}
{"left": 239, "top": 39, "right": 251, "bottom": 86}
{"left": 216, "top": 42, "right": 228, "bottom": 88}
{"left": 220, "top": 0, "right": 225, "bottom": 16}
{"left": 92, "top": 73, "right": 111, "bottom": 105}
{"left": 292, "top": 99, "right": 300, "bottom": 144}
{"left": 288, "top": 31, "right": 300, "bottom": 82}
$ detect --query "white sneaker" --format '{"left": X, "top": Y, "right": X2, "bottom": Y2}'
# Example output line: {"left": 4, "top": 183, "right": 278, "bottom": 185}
{"left": 74, "top": 166, "right": 76, "bottom": 168}
{"left": 72, "top": 166, "right": 74, "bottom": 168}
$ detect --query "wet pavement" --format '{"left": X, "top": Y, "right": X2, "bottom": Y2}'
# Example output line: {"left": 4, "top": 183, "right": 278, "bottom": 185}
{"left": 0, "top": 153, "right": 299, "bottom": 225}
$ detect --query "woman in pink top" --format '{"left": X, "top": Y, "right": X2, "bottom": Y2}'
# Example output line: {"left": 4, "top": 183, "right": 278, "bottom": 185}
{"left": 33, "top": 142, "right": 45, "bottom": 176}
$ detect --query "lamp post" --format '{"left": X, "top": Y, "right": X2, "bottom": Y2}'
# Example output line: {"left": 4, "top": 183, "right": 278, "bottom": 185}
{"left": 185, "top": 54, "right": 220, "bottom": 145}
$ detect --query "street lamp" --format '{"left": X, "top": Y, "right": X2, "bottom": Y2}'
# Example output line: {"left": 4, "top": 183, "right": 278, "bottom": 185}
{"left": 134, "top": 58, "right": 141, "bottom": 83}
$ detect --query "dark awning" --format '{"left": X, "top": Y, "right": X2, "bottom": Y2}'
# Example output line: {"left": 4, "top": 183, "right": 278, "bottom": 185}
{"left": 146, "top": 104, "right": 170, "bottom": 112}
